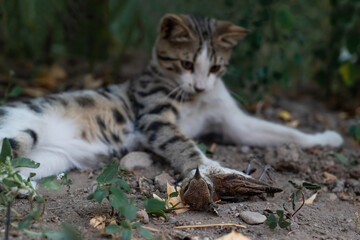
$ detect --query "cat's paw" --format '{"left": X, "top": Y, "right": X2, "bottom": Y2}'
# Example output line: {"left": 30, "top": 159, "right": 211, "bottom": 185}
{"left": 316, "top": 130, "right": 343, "bottom": 147}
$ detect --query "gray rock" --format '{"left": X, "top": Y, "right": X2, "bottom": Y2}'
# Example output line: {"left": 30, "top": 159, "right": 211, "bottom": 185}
{"left": 154, "top": 172, "right": 175, "bottom": 192}
{"left": 239, "top": 211, "right": 266, "bottom": 225}
{"left": 119, "top": 152, "right": 153, "bottom": 171}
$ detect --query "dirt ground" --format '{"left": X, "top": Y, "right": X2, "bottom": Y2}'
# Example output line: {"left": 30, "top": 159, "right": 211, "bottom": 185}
{"left": 1, "top": 57, "right": 359, "bottom": 239}
{"left": 3, "top": 93, "right": 359, "bottom": 240}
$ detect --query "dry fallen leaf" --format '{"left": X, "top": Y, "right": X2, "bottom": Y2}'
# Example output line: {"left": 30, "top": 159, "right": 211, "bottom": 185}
{"left": 36, "top": 63, "right": 67, "bottom": 89}
{"left": 90, "top": 215, "right": 106, "bottom": 229}
{"left": 153, "top": 182, "right": 189, "bottom": 214}
{"left": 216, "top": 230, "right": 250, "bottom": 240}
{"left": 166, "top": 182, "right": 189, "bottom": 214}
{"left": 277, "top": 110, "right": 292, "bottom": 121}
{"left": 322, "top": 171, "right": 337, "bottom": 184}
{"left": 305, "top": 191, "right": 319, "bottom": 205}
{"left": 286, "top": 120, "right": 300, "bottom": 127}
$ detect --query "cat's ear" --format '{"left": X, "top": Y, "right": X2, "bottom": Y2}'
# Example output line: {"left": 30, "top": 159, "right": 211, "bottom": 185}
{"left": 159, "top": 14, "right": 195, "bottom": 42}
{"left": 216, "top": 21, "right": 250, "bottom": 48}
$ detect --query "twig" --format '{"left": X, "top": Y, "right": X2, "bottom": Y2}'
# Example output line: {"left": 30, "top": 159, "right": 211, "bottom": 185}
{"left": 174, "top": 223, "right": 247, "bottom": 229}
{"left": 5, "top": 200, "right": 11, "bottom": 240}
{"left": 292, "top": 191, "right": 305, "bottom": 218}
{"left": 141, "top": 226, "right": 163, "bottom": 232}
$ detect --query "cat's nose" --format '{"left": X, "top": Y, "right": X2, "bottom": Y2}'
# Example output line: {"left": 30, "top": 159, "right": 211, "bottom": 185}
{"left": 195, "top": 87, "right": 205, "bottom": 93}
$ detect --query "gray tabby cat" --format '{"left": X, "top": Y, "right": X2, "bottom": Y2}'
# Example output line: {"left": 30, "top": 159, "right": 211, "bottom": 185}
{"left": 0, "top": 14, "right": 342, "bottom": 191}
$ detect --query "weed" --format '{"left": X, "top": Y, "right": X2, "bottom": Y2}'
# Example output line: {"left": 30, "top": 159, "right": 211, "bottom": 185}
{"left": 348, "top": 116, "right": 360, "bottom": 141}
{"left": 264, "top": 181, "right": 321, "bottom": 230}
{"left": 87, "top": 159, "right": 152, "bottom": 239}
{"left": 0, "top": 138, "right": 80, "bottom": 239}
{"left": 0, "top": 70, "right": 22, "bottom": 106}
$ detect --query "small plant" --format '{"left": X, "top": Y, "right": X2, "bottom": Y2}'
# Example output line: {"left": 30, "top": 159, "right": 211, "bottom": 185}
{"left": 0, "top": 138, "right": 79, "bottom": 239}
{"left": 0, "top": 70, "right": 22, "bottom": 106}
{"left": 333, "top": 153, "right": 358, "bottom": 168}
{"left": 348, "top": 116, "right": 360, "bottom": 141}
{"left": 87, "top": 160, "right": 152, "bottom": 240}
{"left": 264, "top": 181, "right": 321, "bottom": 230}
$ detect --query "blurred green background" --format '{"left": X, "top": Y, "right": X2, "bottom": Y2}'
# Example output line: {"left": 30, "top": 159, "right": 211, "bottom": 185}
{"left": 0, "top": 0, "right": 359, "bottom": 110}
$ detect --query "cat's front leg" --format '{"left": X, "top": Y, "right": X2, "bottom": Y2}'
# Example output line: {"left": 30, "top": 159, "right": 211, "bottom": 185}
{"left": 210, "top": 81, "right": 343, "bottom": 148}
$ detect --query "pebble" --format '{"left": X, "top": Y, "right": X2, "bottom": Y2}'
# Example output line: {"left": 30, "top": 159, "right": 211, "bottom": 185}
{"left": 239, "top": 211, "right": 266, "bottom": 225}
{"left": 240, "top": 146, "right": 250, "bottom": 153}
{"left": 154, "top": 172, "right": 175, "bottom": 192}
{"left": 230, "top": 206, "right": 237, "bottom": 211}
{"left": 137, "top": 209, "right": 149, "bottom": 224}
{"left": 119, "top": 151, "right": 153, "bottom": 171}
{"left": 328, "top": 193, "right": 338, "bottom": 201}
{"left": 289, "top": 221, "right": 299, "bottom": 230}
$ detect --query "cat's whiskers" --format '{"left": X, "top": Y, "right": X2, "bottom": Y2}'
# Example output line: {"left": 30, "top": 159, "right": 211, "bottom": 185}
{"left": 164, "top": 85, "right": 182, "bottom": 101}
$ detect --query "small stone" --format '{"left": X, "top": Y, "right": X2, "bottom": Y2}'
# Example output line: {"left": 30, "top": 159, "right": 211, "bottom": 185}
{"left": 239, "top": 211, "right": 266, "bottom": 225}
{"left": 240, "top": 146, "right": 250, "bottom": 153}
{"left": 120, "top": 152, "right": 153, "bottom": 172}
{"left": 349, "top": 166, "right": 360, "bottom": 179}
{"left": 328, "top": 193, "right": 338, "bottom": 201}
{"left": 137, "top": 209, "right": 149, "bottom": 224}
{"left": 230, "top": 206, "right": 237, "bottom": 211}
{"left": 289, "top": 221, "right": 299, "bottom": 230}
{"left": 154, "top": 172, "right": 175, "bottom": 192}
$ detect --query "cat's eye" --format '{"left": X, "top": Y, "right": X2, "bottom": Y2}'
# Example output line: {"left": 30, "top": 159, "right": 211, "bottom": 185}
{"left": 209, "top": 65, "right": 221, "bottom": 73}
{"left": 181, "top": 60, "right": 194, "bottom": 71}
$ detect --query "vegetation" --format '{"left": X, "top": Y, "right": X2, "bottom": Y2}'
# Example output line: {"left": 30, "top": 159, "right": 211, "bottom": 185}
{"left": 0, "top": 138, "right": 81, "bottom": 239}
{"left": 264, "top": 181, "right": 321, "bottom": 230}
{"left": 0, "top": 0, "right": 359, "bottom": 105}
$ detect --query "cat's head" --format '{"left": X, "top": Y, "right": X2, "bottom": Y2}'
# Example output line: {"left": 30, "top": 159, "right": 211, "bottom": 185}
{"left": 154, "top": 14, "right": 249, "bottom": 94}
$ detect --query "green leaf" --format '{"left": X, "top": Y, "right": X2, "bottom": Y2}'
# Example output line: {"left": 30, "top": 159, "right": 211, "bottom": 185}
{"left": 291, "top": 192, "right": 296, "bottom": 211}
{"left": 169, "top": 192, "right": 179, "bottom": 198}
{"left": 36, "top": 196, "right": 45, "bottom": 203}
{"left": 2, "top": 178, "right": 20, "bottom": 188}
{"left": 123, "top": 204, "right": 137, "bottom": 221}
{"left": 354, "top": 127, "right": 360, "bottom": 141}
{"left": 22, "top": 229, "right": 43, "bottom": 237}
{"left": 105, "top": 224, "right": 121, "bottom": 234}
{"left": 143, "top": 198, "right": 166, "bottom": 212}
{"left": 38, "top": 176, "right": 61, "bottom": 190}
{"left": 93, "top": 189, "right": 109, "bottom": 203}
{"left": 18, "top": 215, "right": 33, "bottom": 229}
{"left": 61, "top": 222, "right": 82, "bottom": 240}
{"left": 302, "top": 182, "right": 321, "bottom": 191}
{"left": 11, "top": 158, "right": 40, "bottom": 168}
{"left": 276, "top": 210, "right": 291, "bottom": 228}
{"left": 264, "top": 214, "right": 277, "bottom": 230}
{"left": 288, "top": 180, "right": 301, "bottom": 189}
{"left": 116, "top": 179, "right": 131, "bottom": 191}
{"left": 29, "top": 172, "right": 36, "bottom": 179}
{"left": 276, "top": 8, "right": 294, "bottom": 31}
{"left": 8, "top": 86, "right": 22, "bottom": 97}
{"left": 122, "top": 228, "right": 132, "bottom": 240}
{"left": 348, "top": 125, "right": 356, "bottom": 134}
{"left": 333, "top": 153, "right": 348, "bottom": 164}
{"left": 276, "top": 210, "right": 285, "bottom": 218}
{"left": 139, "top": 228, "right": 153, "bottom": 239}
{"left": 1, "top": 138, "right": 12, "bottom": 163}
{"left": 197, "top": 143, "right": 213, "bottom": 155}
{"left": 44, "top": 230, "right": 64, "bottom": 239}
{"left": 109, "top": 186, "right": 127, "bottom": 209}
{"left": 96, "top": 164, "right": 118, "bottom": 183}
{"left": 132, "top": 222, "right": 142, "bottom": 229}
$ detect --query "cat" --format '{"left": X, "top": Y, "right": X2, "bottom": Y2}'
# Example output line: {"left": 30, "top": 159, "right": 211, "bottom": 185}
{"left": 0, "top": 14, "right": 343, "bottom": 190}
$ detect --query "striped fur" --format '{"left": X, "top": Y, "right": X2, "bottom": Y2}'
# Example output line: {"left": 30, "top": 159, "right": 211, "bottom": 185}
{"left": 0, "top": 14, "right": 343, "bottom": 182}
